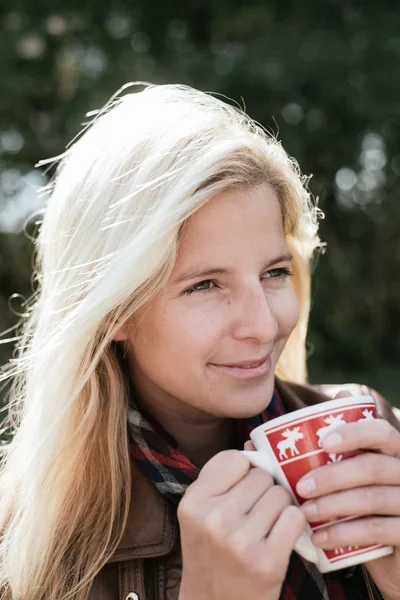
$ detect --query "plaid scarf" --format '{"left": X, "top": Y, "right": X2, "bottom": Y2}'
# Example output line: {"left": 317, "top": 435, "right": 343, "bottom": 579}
{"left": 128, "top": 388, "right": 373, "bottom": 600}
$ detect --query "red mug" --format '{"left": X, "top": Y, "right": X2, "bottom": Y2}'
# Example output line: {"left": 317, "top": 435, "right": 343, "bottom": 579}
{"left": 242, "top": 394, "right": 393, "bottom": 572}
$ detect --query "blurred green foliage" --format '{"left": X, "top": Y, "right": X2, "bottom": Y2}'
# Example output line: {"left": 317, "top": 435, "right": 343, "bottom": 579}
{"left": 0, "top": 0, "right": 399, "bottom": 404}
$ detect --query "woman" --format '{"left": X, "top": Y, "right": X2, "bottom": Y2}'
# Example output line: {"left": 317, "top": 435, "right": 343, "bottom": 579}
{"left": 0, "top": 84, "right": 399, "bottom": 600}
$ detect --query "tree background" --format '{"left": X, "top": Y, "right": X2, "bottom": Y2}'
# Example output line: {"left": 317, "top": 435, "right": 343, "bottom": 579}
{"left": 0, "top": 0, "right": 399, "bottom": 406}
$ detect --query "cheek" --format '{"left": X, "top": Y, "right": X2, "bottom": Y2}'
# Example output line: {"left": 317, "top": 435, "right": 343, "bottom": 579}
{"left": 165, "top": 306, "right": 223, "bottom": 359}
{"left": 133, "top": 303, "right": 222, "bottom": 369}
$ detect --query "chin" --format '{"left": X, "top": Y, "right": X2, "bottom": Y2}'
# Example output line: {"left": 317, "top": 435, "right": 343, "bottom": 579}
{"left": 204, "top": 374, "right": 276, "bottom": 419}
{"left": 219, "top": 390, "right": 275, "bottom": 420}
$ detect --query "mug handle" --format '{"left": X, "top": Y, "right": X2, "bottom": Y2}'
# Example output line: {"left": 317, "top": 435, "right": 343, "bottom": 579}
{"left": 241, "top": 450, "right": 319, "bottom": 564}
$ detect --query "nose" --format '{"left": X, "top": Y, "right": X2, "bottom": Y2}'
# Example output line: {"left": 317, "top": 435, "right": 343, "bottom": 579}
{"left": 230, "top": 284, "right": 278, "bottom": 344}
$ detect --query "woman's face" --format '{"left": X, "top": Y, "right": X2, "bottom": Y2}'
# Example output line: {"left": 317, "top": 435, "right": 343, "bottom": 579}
{"left": 119, "top": 185, "right": 299, "bottom": 420}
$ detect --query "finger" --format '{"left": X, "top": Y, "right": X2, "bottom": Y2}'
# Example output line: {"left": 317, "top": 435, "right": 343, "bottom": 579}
{"left": 301, "top": 486, "right": 400, "bottom": 522}
{"left": 263, "top": 506, "right": 307, "bottom": 566}
{"left": 296, "top": 452, "right": 400, "bottom": 499}
{"left": 320, "top": 419, "right": 400, "bottom": 457}
{"left": 221, "top": 467, "right": 274, "bottom": 516}
{"left": 227, "top": 486, "right": 293, "bottom": 552}
{"left": 311, "top": 516, "right": 400, "bottom": 549}
{"left": 244, "top": 440, "right": 256, "bottom": 451}
{"left": 195, "top": 450, "right": 251, "bottom": 496}
{"left": 245, "top": 485, "right": 292, "bottom": 536}
{"left": 334, "top": 390, "right": 353, "bottom": 399}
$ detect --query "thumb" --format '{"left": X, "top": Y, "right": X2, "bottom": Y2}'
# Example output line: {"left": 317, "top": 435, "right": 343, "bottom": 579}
{"left": 334, "top": 389, "right": 353, "bottom": 399}
{"left": 244, "top": 440, "right": 256, "bottom": 451}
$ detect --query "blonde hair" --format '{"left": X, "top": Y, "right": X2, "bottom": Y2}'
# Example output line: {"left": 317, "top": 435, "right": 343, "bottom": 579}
{"left": 0, "top": 83, "right": 320, "bottom": 599}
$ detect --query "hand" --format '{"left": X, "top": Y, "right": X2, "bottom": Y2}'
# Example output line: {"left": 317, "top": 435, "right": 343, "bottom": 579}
{"left": 296, "top": 393, "right": 400, "bottom": 600}
{"left": 177, "top": 449, "right": 306, "bottom": 600}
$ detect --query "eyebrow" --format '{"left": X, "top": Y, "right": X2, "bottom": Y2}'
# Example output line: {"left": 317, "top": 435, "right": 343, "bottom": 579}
{"left": 172, "top": 252, "right": 293, "bottom": 285}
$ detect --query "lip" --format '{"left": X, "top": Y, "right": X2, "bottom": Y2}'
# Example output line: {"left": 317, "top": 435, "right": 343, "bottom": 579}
{"left": 210, "top": 355, "right": 272, "bottom": 379}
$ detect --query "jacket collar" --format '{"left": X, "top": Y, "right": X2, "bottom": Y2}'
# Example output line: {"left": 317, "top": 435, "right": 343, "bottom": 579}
{"left": 108, "top": 459, "right": 177, "bottom": 563}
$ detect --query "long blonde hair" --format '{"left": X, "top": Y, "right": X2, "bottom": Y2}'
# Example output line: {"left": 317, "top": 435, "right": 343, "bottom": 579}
{"left": 0, "top": 83, "right": 320, "bottom": 599}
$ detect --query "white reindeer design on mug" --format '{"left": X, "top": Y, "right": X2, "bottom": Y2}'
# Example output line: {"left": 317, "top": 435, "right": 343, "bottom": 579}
{"left": 316, "top": 414, "right": 347, "bottom": 447}
{"left": 277, "top": 427, "right": 304, "bottom": 460}
{"left": 359, "top": 409, "right": 375, "bottom": 421}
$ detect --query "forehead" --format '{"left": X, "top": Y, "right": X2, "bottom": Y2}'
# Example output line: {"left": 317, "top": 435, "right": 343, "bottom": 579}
{"left": 178, "top": 185, "right": 286, "bottom": 260}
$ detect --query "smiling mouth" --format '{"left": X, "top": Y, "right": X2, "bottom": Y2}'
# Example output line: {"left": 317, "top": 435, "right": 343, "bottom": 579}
{"left": 217, "top": 355, "right": 270, "bottom": 368}
{"left": 210, "top": 355, "right": 272, "bottom": 378}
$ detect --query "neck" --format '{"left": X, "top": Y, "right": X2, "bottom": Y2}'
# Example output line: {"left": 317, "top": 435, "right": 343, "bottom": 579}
{"left": 142, "top": 397, "right": 235, "bottom": 467}
{"left": 166, "top": 416, "right": 235, "bottom": 467}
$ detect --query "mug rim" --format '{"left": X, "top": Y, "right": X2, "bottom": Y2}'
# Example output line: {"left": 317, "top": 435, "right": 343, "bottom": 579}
{"left": 251, "top": 393, "right": 375, "bottom": 436}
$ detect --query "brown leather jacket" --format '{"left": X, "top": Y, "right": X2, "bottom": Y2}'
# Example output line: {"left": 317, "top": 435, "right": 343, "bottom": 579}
{"left": 90, "top": 380, "right": 400, "bottom": 600}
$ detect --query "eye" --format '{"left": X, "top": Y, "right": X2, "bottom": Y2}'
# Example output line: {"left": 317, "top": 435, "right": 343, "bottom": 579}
{"left": 185, "top": 280, "right": 215, "bottom": 295}
{"left": 263, "top": 267, "right": 293, "bottom": 280}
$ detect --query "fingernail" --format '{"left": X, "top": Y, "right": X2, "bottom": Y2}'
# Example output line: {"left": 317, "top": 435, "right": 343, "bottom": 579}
{"left": 296, "top": 478, "right": 316, "bottom": 498}
{"left": 301, "top": 502, "right": 317, "bottom": 518}
{"left": 312, "top": 529, "right": 328, "bottom": 545}
{"left": 322, "top": 432, "right": 342, "bottom": 450}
